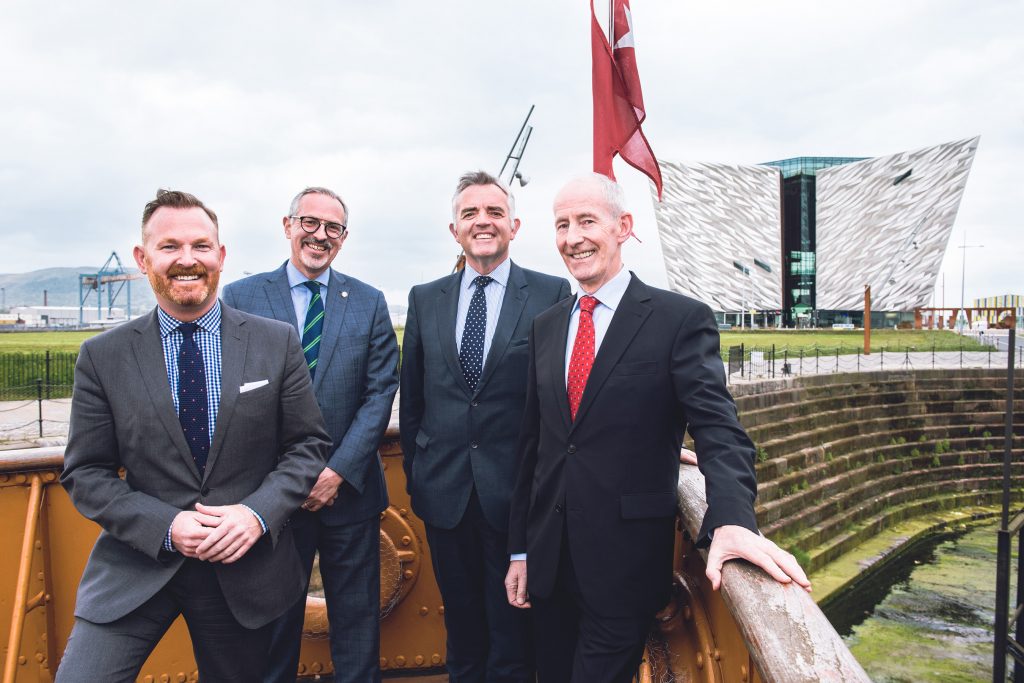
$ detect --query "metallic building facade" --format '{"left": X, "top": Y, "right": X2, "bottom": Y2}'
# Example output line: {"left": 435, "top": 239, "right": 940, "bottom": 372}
{"left": 655, "top": 161, "right": 782, "bottom": 313}
{"left": 653, "top": 138, "right": 979, "bottom": 323}
{"left": 816, "top": 137, "right": 979, "bottom": 311}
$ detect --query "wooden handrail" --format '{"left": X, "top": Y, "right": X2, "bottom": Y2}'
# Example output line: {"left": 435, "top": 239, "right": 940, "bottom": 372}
{"left": 676, "top": 464, "right": 870, "bottom": 682}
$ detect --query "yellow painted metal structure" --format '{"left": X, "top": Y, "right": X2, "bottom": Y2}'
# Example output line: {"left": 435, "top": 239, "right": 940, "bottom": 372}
{"left": 0, "top": 428, "right": 856, "bottom": 682}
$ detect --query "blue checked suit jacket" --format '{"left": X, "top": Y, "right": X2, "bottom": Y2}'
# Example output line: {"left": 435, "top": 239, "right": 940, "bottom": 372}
{"left": 223, "top": 262, "right": 400, "bottom": 524}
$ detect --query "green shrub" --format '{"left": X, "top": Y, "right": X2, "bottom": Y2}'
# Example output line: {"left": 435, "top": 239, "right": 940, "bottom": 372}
{"left": 757, "top": 447, "right": 769, "bottom": 463}
{"left": 897, "top": 436, "right": 907, "bottom": 445}
{"left": 911, "top": 448, "right": 921, "bottom": 458}
{"left": 983, "top": 430, "right": 992, "bottom": 438}
{"left": 919, "top": 434, "right": 928, "bottom": 442}
{"left": 931, "top": 455, "right": 941, "bottom": 468}
{"left": 824, "top": 451, "right": 834, "bottom": 462}
{"left": 876, "top": 453, "right": 885, "bottom": 463}
{"left": 957, "top": 454, "right": 966, "bottom": 465}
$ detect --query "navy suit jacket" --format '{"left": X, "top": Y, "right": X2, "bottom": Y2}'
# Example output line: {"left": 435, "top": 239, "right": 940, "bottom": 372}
{"left": 399, "top": 261, "right": 571, "bottom": 531}
{"left": 223, "top": 262, "right": 400, "bottom": 524}
{"left": 508, "top": 274, "right": 759, "bottom": 618}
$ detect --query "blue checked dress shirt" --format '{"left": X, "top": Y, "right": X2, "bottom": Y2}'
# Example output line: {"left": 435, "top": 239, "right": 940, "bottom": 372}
{"left": 158, "top": 303, "right": 266, "bottom": 551}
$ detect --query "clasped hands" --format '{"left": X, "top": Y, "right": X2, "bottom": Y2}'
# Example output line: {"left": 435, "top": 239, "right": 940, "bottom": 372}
{"left": 170, "top": 503, "right": 263, "bottom": 564}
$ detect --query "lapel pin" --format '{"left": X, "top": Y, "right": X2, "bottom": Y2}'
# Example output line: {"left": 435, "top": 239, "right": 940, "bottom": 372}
{"left": 341, "top": 291, "right": 349, "bottom": 298}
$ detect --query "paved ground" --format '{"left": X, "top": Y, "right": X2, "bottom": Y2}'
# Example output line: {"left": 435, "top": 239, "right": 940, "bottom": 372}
{"left": 0, "top": 396, "right": 71, "bottom": 449}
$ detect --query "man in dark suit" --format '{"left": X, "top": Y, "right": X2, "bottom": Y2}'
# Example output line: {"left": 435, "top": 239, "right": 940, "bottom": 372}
{"left": 506, "top": 173, "right": 809, "bottom": 683}
{"left": 222, "top": 186, "right": 399, "bottom": 683}
{"left": 400, "top": 170, "right": 571, "bottom": 682}
{"left": 56, "top": 190, "right": 330, "bottom": 682}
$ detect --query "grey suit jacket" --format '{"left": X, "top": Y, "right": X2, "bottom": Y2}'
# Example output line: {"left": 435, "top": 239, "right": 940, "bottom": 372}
{"left": 222, "top": 263, "right": 399, "bottom": 524}
{"left": 61, "top": 304, "right": 330, "bottom": 629}
{"left": 399, "top": 261, "right": 571, "bottom": 530}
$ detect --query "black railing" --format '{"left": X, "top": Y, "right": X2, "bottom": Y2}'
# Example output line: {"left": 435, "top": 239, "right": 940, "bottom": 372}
{"left": 0, "top": 351, "right": 77, "bottom": 400}
{"left": 994, "top": 329, "right": 1024, "bottom": 682}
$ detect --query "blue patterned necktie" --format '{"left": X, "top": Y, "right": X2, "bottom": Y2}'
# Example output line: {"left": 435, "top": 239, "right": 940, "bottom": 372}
{"left": 302, "top": 281, "right": 325, "bottom": 378}
{"left": 177, "top": 322, "right": 209, "bottom": 474}
{"left": 459, "top": 275, "right": 493, "bottom": 392}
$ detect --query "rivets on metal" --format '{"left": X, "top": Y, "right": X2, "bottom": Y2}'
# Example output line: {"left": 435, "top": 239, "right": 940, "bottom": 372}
{"left": 17, "top": 656, "right": 26, "bottom": 665}
{"left": 35, "top": 541, "right": 42, "bottom": 550}
{"left": 311, "top": 661, "right": 323, "bottom": 673}
{"left": 143, "top": 677, "right": 154, "bottom": 683}
{"left": 176, "top": 673, "right": 187, "bottom": 682}
{"left": 432, "top": 653, "right": 442, "bottom": 664}
{"left": 380, "top": 657, "right": 388, "bottom": 669}
{"left": 438, "top": 605, "right": 445, "bottom": 614}
{"left": 297, "top": 663, "right": 306, "bottom": 674}
{"left": 713, "top": 648, "right": 721, "bottom": 660}
{"left": 395, "top": 655, "right": 407, "bottom": 667}
{"left": 404, "top": 569, "right": 414, "bottom": 579}
{"left": 415, "top": 655, "right": 424, "bottom": 665}
{"left": 399, "top": 507, "right": 409, "bottom": 516}
{"left": 401, "top": 535, "right": 411, "bottom": 546}
{"left": 695, "top": 653, "right": 704, "bottom": 670}
{"left": 159, "top": 674, "right": 170, "bottom": 683}
{"left": 35, "top": 653, "right": 45, "bottom": 662}
{"left": 741, "top": 664, "right": 749, "bottom": 681}
{"left": 419, "top": 606, "right": 429, "bottom": 616}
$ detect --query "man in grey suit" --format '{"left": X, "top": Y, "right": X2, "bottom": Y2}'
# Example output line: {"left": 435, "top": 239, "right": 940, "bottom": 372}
{"left": 56, "top": 189, "right": 330, "bottom": 682}
{"left": 400, "top": 170, "right": 571, "bottom": 682}
{"left": 222, "top": 186, "right": 399, "bottom": 683}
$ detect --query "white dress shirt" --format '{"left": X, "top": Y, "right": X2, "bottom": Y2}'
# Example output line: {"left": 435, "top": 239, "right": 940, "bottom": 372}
{"left": 286, "top": 261, "right": 330, "bottom": 330}
{"left": 564, "top": 265, "right": 632, "bottom": 385}
{"left": 455, "top": 258, "right": 510, "bottom": 359}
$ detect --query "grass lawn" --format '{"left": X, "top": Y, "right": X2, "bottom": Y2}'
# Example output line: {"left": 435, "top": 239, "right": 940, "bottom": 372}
{"left": 718, "top": 329, "right": 991, "bottom": 357}
{"left": 0, "top": 329, "right": 104, "bottom": 353}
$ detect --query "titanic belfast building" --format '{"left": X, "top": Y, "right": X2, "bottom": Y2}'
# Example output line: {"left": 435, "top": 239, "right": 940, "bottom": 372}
{"left": 653, "top": 137, "right": 979, "bottom": 327}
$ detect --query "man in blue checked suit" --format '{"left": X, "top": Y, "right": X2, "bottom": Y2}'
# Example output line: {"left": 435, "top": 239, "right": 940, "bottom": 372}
{"left": 400, "top": 171, "right": 571, "bottom": 682}
{"left": 57, "top": 190, "right": 329, "bottom": 682}
{"left": 222, "top": 186, "right": 399, "bottom": 683}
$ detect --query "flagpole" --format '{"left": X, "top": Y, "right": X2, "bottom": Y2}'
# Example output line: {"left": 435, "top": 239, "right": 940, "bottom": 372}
{"left": 607, "top": 0, "right": 613, "bottom": 44}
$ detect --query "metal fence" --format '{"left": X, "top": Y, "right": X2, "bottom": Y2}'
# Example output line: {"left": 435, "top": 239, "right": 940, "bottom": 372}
{"left": 0, "top": 351, "right": 77, "bottom": 400}
{"left": 727, "top": 344, "right": 1024, "bottom": 381}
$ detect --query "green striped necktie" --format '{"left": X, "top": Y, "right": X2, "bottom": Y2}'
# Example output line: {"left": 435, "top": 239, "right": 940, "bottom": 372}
{"left": 301, "top": 281, "right": 324, "bottom": 377}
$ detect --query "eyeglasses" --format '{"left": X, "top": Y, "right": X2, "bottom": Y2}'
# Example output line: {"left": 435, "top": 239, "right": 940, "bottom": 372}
{"left": 290, "top": 216, "right": 347, "bottom": 239}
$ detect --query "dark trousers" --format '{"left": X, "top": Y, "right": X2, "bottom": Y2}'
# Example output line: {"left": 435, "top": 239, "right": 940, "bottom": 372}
{"left": 263, "top": 511, "right": 380, "bottom": 683}
{"left": 425, "top": 491, "right": 534, "bottom": 683}
{"left": 56, "top": 559, "right": 271, "bottom": 683}
{"left": 531, "top": 540, "right": 651, "bottom": 683}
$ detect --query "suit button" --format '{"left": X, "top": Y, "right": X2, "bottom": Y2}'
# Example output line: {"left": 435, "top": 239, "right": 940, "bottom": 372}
{"left": 471, "top": 443, "right": 479, "bottom": 449}
{"left": 201, "top": 487, "right": 210, "bottom": 496}
{"left": 567, "top": 445, "right": 577, "bottom": 454}
{"left": 555, "top": 504, "right": 563, "bottom": 513}
{"left": 471, "top": 401, "right": 479, "bottom": 407}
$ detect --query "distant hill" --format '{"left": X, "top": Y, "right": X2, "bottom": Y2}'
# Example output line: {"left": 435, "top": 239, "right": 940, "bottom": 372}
{"left": 0, "top": 268, "right": 408, "bottom": 324}
{"left": 0, "top": 267, "right": 156, "bottom": 314}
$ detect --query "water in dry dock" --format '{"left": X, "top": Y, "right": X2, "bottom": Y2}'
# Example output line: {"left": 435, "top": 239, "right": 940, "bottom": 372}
{"left": 822, "top": 522, "right": 1017, "bottom": 682}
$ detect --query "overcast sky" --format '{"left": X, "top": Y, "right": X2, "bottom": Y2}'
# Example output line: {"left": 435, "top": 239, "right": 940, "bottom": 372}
{"left": 1, "top": 0, "right": 1020, "bottom": 309}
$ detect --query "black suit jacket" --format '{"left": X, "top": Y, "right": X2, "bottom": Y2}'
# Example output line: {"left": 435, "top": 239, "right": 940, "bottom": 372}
{"left": 508, "top": 274, "right": 758, "bottom": 618}
{"left": 400, "top": 261, "right": 571, "bottom": 531}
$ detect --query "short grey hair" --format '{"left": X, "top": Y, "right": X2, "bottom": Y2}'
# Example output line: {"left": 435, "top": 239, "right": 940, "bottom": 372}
{"left": 288, "top": 187, "right": 349, "bottom": 224}
{"left": 565, "top": 172, "right": 628, "bottom": 218}
{"left": 451, "top": 170, "right": 516, "bottom": 222}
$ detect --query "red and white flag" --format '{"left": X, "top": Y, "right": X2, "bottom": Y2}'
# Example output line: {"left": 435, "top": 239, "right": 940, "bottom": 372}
{"left": 591, "top": 0, "right": 663, "bottom": 200}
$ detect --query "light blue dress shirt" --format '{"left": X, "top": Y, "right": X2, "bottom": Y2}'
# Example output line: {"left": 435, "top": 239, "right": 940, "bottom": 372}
{"left": 286, "top": 261, "right": 330, "bottom": 330}
{"left": 564, "top": 266, "right": 632, "bottom": 385}
{"left": 455, "top": 258, "right": 510, "bottom": 360}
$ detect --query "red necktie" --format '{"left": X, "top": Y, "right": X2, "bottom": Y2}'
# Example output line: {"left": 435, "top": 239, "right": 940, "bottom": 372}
{"left": 567, "top": 296, "right": 599, "bottom": 421}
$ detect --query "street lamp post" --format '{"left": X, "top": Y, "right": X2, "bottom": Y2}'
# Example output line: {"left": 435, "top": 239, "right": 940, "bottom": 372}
{"left": 957, "top": 232, "right": 984, "bottom": 333}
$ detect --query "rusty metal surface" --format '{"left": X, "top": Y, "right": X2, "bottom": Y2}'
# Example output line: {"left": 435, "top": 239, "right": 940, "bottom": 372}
{"left": 676, "top": 464, "right": 870, "bottom": 683}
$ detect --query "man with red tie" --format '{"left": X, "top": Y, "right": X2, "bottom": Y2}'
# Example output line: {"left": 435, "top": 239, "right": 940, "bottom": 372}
{"left": 505, "top": 173, "right": 809, "bottom": 683}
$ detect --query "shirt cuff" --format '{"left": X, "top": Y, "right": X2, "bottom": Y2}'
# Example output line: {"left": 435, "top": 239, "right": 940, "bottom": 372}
{"left": 242, "top": 505, "right": 269, "bottom": 535}
{"left": 510, "top": 553, "right": 527, "bottom": 561}
{"left": 164, "top": 525, "right": 176, "bottom": 552}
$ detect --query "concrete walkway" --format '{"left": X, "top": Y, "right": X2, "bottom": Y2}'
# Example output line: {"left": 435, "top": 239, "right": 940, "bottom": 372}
{"left": 0, "top": 397, "right": 71, "bottom": 448}
{"left": 731, "top": 349, "right": 1022, "bottom": 382}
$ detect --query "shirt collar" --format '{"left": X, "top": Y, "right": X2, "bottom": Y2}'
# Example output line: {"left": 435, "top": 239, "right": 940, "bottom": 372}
{"left": 461, "top": 257, "right": 511, "bottom": 291}
{"left": 158, "top": 300, "right": 222, "bottom": 338}
{"left": 573, "top": 265, "right": 631, "bottom": 314}
{"left": 286, "top": 261, "right": 330, "bottom": 290}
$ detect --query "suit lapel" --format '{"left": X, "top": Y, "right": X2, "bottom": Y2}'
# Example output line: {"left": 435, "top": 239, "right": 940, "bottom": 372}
{"left": 477, "top": 262, "right": 528, "bottom": 393}
{"left": 264, "top": 263, "right": 297, "bottom": 329}
{"left": 312, "top": 269, "right": 348, "bottom": 393}
{"left": 436, "top": 272, "right": 472, "bottom": 397}
{"left": 204, "top": 306, "right": 247, "bottom": 482}
{"left": 131, "top": 310, "right": 200, "bottom": 481}
{"left": 544, "top": 297, "right": 575, "bottom": 433}
{"left": 570, "top": 275, "right": 651, "bottom": 432}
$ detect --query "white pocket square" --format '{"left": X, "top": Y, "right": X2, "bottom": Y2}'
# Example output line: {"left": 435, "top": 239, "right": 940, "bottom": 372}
{"left": 239, "top": 379, "right": 269, "bottom": 394}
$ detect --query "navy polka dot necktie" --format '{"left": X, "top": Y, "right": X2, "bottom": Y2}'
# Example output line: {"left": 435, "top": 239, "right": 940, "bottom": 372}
{"left": 459, "top": 275, "right": 493, "bottom": 392}
{"left": 177, "top": 322, "right": 210, "bottom": 474}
